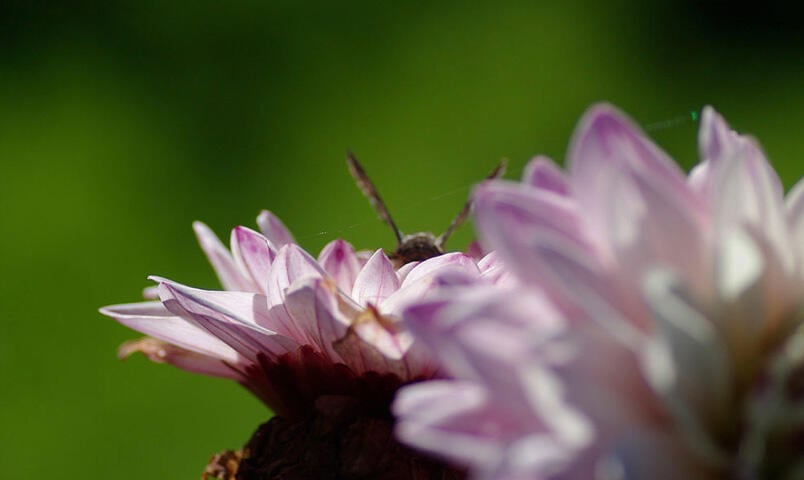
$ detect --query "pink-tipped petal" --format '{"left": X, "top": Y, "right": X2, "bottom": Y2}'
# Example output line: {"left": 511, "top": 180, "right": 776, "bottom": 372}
{"left": 567, "top": 104, "right": 689, "bottom": 249}
{"left": 231, "top": 226, "right": 275, "bottom": 295}
{"left": 256, "top": 210, "right": 295, "bottom": 249}
{"left": 317, "top": 239, "right": 361, "bottom": 293}
{"left": 351, "top": 249, "right": 400, "bottom": 306}
{"left": 522, "top": 156, "right": 570, "bottom": 196}
{"left": 193, "top": 221, "right": 253, "bottom": 291}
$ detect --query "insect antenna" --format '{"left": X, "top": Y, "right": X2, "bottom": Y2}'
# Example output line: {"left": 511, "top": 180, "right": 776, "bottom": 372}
{"left": 346, "top": 151, "right": 404, "bottom": 245}
{"left": 436, "top": 158, "right": 507, "bottom": 248}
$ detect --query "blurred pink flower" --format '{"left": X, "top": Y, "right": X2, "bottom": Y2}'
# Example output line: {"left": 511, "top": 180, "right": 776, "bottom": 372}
{"left": 394, "top": 105, "right": 804, "bottom": 479}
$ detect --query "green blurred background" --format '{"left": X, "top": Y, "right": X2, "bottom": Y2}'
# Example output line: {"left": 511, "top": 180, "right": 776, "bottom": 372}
{"left": 1, "top": 1, "right": 801, "bottom": 478}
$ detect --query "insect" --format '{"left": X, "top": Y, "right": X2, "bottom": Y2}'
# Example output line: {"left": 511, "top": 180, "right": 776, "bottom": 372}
{"left": 346, "top": 152, "right": 506, "bottom": 267}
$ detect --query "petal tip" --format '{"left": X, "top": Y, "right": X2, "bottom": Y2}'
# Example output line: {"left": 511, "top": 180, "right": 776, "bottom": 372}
{"left": 577, "top": 102, "right": 635, "bottom": 136}
{"left": 192, "top": 220, "right": 211, "bottom": 234}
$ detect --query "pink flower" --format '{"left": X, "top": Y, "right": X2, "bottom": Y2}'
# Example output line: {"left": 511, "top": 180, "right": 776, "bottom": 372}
{"left": 102, "top": 207, "right": 508, "bottom": 478}
{"left": 394, "top": 105, "right": 804, "bottom": 479}
{"left": 102, "top": 210, "right": 497, "bottom": 415}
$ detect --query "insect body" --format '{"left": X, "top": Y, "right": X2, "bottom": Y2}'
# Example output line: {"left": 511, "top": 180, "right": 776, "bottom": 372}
{"left": 346, "top": 152, "right": 506, "bottom": 267}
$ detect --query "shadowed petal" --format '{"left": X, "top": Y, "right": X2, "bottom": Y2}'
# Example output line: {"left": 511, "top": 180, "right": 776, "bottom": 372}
{"left": 640, "top": 271, "right": 732, "bottom": 465}
{"left": 119, "top": 337, "right": 241, "bottom": 379}
{"left": 713, "top": 138, "right": 792, "bottom": 273}
{"left": 787, "top": 178, "right": 804, "bottom": 272}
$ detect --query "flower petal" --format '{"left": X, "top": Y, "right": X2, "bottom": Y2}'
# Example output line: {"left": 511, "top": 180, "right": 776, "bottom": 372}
{"left": 267, "top": 244, "right": 326, "bottom": 306}
{"left": 381, "top": 253, "right": 481, "bottom": 315}
{"left": 158, "top": 281, "right": 299, "bottom": 361}
{"left": 118, "top": 337, "right": 241, "bottom": 379}
{"left": 619, "top": 168, "right": 709, "bottom": 292}
{"left": 713, "top": 137, "right": 792, "bottom": 274}
{"left": 231, "top": 226, "right": 275, "bottom": 295}
{"left": 400, "top": 291, "right": 594, "bottom": 477}
{"left": 256, "top": 210, "right": 295, "bottom": 249}
{"left": 473, "top": 181, "right": 593, "bottom": 286}
{"left": 698, "top": 106, "right": 735, "bottom": 167}
{"left": 786, "top": 178, "right": 804, "bottom": 273}
{"left": 193, "top": 221, "right": 253, "bottom": 291}
{"left": 351, "top": 249, "right": 400, "bottom": 307}
{"left": 317, "top": 239, "right": 361, "bottom": 293}
{"left": 400, "top": 252, "right": 480, "bottom": 288}
{"left": 567, "top": 104, "right": 690, "bottom": 253}
{"left": 100, "top": 301, "right": 240, "bottom": 363}
{"left": 640, "top": 270, "right": 732, "bottom": 464}
{"left": 394, "top": 380, "right": 510, "bottom": 469}
{"left": 522, "top": 155, "right": 569, "bottom": 196}
{"left": 284, "top": 277, "right": 349, "bottom": 363}
{"left": 403, "top": 287, "right": 565, "bottom": 398}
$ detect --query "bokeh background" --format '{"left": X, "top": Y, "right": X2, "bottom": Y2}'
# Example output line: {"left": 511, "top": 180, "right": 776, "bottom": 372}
{"left": 1, "top": 1, "right": 802, "bottom": 478}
